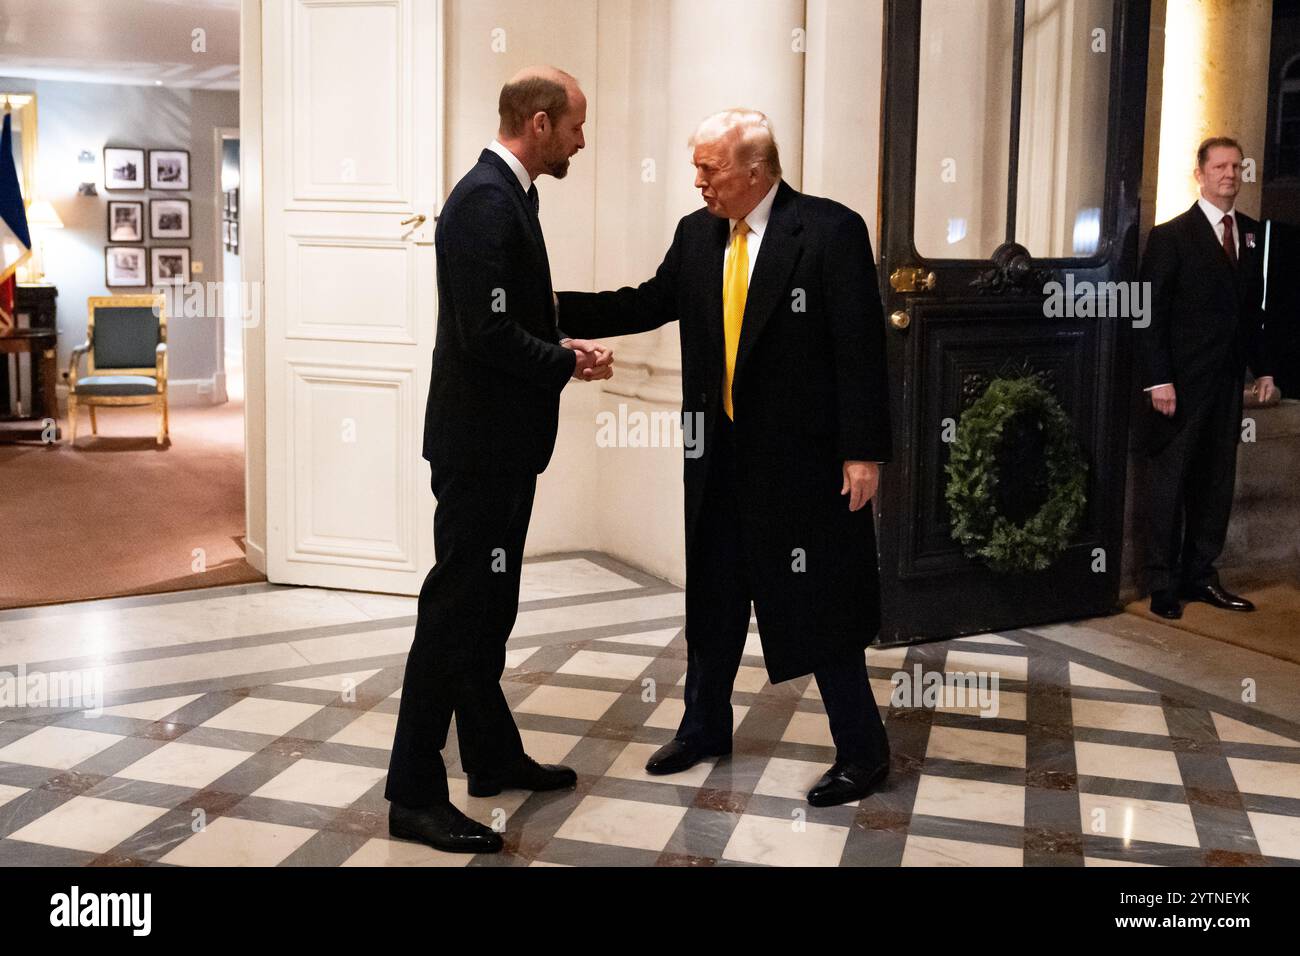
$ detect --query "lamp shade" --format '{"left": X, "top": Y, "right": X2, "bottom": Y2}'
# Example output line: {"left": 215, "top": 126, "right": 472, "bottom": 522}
{"left": 25, "top": 198, "right": 63, "bottom": 229}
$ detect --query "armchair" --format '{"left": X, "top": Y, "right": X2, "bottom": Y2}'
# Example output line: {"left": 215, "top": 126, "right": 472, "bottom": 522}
{"left": 67, "top": 294, "right": 169, "bottom": 445}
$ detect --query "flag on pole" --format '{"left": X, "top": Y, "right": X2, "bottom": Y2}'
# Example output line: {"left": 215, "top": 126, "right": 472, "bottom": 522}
{"left": 0, "top": 110, "right": 32, "bottom": 332}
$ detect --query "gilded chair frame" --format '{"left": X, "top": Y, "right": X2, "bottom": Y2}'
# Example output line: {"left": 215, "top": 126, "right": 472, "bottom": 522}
{"left": 67, "top": 294, "right": 169, "bottom": 445}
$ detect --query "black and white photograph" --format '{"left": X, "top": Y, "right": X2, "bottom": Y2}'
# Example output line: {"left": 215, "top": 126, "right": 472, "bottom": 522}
{"left": 103, "top": 245, "right": 146, "bottom": 286}
{"left": 149, "top": 197, "right": 190, "bottom": 239}
{"left": 102, "top": 146, "right": 145, "bottom": 189}
{"left": 106, "top": 199, "right": 143, "bottom": 241}
{"left": 149, "top": 245, "right": 190, "bottom": 283}
{"left": 148, "top": 148, "right": 190, "bottom": 190}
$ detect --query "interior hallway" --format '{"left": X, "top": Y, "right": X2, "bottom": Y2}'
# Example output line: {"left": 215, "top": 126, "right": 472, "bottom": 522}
{"left": 0, "top": 553, "right": 1297, "bottom": 867}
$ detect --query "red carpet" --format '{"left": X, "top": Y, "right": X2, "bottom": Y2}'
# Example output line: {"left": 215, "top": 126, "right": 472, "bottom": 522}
{"left": 0, "top": 398, "right": 263, "bottom": 610}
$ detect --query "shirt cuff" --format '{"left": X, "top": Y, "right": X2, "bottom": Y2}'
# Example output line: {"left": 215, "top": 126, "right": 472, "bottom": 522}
{"left": 1143, "top": 383, "right": 1172, "bottom": 392}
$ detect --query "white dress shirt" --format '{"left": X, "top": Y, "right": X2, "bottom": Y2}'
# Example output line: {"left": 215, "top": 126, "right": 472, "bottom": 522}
{"left": 487, "top": 139, "right": 532, "bottom": 193}
{"left": 724, "top": 178, "right": 781, "bottom": 283}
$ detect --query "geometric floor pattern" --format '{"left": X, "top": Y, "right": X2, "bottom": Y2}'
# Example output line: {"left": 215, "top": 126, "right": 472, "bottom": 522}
{"left": 1, "top": 554, "right": 1297, "bottom": 867}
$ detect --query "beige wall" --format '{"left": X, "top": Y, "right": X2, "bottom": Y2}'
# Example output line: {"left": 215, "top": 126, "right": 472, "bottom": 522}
{"left": 432, "top": 0, "right": 883, "bottom": 583}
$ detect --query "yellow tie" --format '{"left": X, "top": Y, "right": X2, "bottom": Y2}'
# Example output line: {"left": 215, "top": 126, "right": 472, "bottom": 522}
{"left": 722, "top": 219, "right": 750, "bottom": 420}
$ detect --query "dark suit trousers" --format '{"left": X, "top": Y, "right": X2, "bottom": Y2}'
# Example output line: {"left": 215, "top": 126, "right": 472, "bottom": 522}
{"left": 384, "top": 466, "right": 534, "bottom": 807}
{"left": 1144, "top": 370, "right": 1243, "bottom": 593}
{"left": 677, "top": 415, "right": 890, "bottom": 766}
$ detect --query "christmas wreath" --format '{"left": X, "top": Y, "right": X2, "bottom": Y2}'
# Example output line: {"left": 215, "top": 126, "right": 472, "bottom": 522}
{"left": 944, "top": 375, "right": 1088, "bottom": 573}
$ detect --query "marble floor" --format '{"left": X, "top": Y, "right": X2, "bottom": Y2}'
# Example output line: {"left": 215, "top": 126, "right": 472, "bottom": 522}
{"left": 0, "top": 552, "right": 1297, "bottom": 867}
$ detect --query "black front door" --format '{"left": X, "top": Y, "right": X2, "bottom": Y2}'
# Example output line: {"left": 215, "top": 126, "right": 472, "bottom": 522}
{"left": 875, "top": 0, "right": 1151, "bottom": 643}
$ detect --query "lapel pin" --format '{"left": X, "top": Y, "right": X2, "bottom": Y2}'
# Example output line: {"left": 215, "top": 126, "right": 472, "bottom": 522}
{"left": 1245, "top": 232, "right": 1256, "bottom": 248}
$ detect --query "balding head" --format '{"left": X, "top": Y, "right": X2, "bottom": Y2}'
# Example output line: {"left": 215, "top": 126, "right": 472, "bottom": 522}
{"left": 495, "top": 65, "right": 586, "bottom": 181}
{"left": 498, "top": 66, "right": 580, "bottom": 138}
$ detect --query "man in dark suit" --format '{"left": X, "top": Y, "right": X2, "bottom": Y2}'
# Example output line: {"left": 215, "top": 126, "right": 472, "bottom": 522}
{"left": 385, "top": 67, "right": 613, "bottom": 853}
{"left": 1138, "top": 136, "right": 1275, "bottom": 619}
{"left": 558, "top": 109, "right": 892, "bottom": 806}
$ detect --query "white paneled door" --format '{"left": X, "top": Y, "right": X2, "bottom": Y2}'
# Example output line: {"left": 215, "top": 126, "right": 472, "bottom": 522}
{"left": 262, "top": 0, "right": 440, "bottom": 593}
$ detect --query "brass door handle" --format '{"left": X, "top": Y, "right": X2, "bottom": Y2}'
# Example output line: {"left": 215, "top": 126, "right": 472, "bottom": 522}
{"left": 889, "top": 266, "right": 937, "bottom": 293}
{"left": 400, "top": 214, "right": 426, "bottom": 227}
{"left": 889, "top": 310, "right": 911, "bottom": 331}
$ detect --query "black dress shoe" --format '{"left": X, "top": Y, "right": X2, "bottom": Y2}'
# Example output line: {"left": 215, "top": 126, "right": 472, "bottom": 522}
{"left": 388, "top": 801, "right": 503, "bottom": 854}
{"left": 1182, "top": 583, "right": 1255, "bottom": 612}
{"left": 467, "top": 755, "right": 577, "bottom": 797}
{"left": 1149, "top": 590, "right": 1183, "bottom": 619}
{"left": 644, "top": 738, "right": 730, "bottom": 776}
{"left": 807, "top": 759, "right": 890, "bottom": 807}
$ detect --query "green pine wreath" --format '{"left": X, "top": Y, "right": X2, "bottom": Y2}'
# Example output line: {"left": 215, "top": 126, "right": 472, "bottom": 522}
{"left": 944, "top": 375, "right": 1088, "bottom": 574}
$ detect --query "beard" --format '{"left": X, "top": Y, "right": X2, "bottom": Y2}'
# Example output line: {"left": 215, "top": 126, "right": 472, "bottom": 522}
{"left": 545, "top": 155, "right": 570, "bottom": 179}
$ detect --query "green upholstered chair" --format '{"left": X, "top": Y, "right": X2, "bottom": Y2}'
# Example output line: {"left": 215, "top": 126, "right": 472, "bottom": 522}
{"left": 67, "top": 294, "right": 169, "bottom": 445}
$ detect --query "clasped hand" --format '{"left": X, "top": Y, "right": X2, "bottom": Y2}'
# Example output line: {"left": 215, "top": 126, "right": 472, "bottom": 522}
{"left": 562, "top": 338, "right": 615, "bottom": 382}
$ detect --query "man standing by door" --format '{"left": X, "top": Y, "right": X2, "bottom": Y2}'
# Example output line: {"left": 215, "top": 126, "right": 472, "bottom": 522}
{"left": 385, "top": 67, "right": 612, "bottom": 854}
{"left": 1138, "top": 136, "right": 1275, "bottom": 619}
{"left": 558, "top": 109, "right": 892, "bottom": 806}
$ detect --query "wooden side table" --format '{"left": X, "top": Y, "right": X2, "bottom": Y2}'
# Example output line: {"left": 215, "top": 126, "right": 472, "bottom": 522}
{"left": 0, "top": 329, "right": 61, "bottom": 441}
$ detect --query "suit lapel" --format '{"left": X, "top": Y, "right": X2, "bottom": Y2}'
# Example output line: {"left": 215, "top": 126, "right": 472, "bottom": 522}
{"left": 734, "top": 181, "right": 803, "bottom": 387}
{"left": 703, "top": 215, "right": 728, "bottom": 380}
{"left": 478, "top": 149, "right": 555, "bottom": 320}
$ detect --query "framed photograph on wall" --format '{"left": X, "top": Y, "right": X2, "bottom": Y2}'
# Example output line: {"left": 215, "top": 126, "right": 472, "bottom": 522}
{"left": 103, "top": 147, "right": 145, "bottom": 190}
{"left": 150, "top": 198, "right": 191, "bottom": 239}
{"left": 151, "top": 246, "right": 191, "bottom": 284}
{"left": 149, "top": 149, "right": 190, "bottom": 190}
{"left": 105, "top": 246, "right": 147, "bottom": 286}
{"left": 107, "top": 201, "right": 144, "bottom": 242}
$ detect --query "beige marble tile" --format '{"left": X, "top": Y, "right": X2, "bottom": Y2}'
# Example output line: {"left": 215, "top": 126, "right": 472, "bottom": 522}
{"left": 0, "top": 726, "right": 125, "bottom": 770}
{"left": 1247, "top": 810, "right": 1300, "bottom": 861}
{"left": 0, "top": 784, "right": 26, "bottom": 807}
{"left": 97, "top": 643, "right": 314, "bottom": 696}
{"left": 1068, "top": 663, "right": 1150, "bottom": 693}
{"left": 753, "top": 756, "right": 847, "bottom": 804}
{"left": 557, "top": 649, "right": 654, "bottom": 681}
{"left": 1078, "top": 792, "right": 1199, "bottom": 847}
{"left": 644, "top": 697, "right": 748, "bottom": 733}
{"left": 599, "top": 628, "right": 681, "bottom": 647}
{"left": 733, "top": 666, "right": 770, "bottom": 694}
{"left": 508, "top": 591, "right": 684, "bottom": 639}
{"left": 722, "top": 813, "right": 849, "bottom": 866}
{"left": 288, "top": 626, "right": 413, "bottom": 666}
{"left": 1071, "top": 698, "right": 1170, "bottom": 737}
{"left": 91, "top": 694, "right": 203, "bottom": 722}
{"left": 518, "top": 729, "right": 582, "bottom": 765}
{"left": 605, "top": 741, "right": 718, "bottom": 788}
{"left": 446, "top": 777, "right": 535, "bottom": 821}
{"left": 277, "top": 669, "right": 381, "bottom": 693}
{"left": 1212, "top": 713, "right": 1300, "bottom": 748}
{"left": 517, "top": 558, "right": 642, "bottom": 602}
{"left": 925, "top": 725, "right": 1027, "bottom": 768}
{"left": 954, "top": 633, "right": 1023, "bottom": 647}
{"left": 944, "top": 649, "right": 1028, "bottom": 683}
{"left": 743, "top": 633, "right": 764, "bottom": 658}
{"left": 515, "top": 685, "right": 621, "bottom": 721}
{"left": 7, "top": 795, "right": 167, "bottom": 853}
{"left": 328, "top": 711, "right": 397, "bottom": 750}
{"left": 201, "top": 697, "right": 324, "bottom": 736}
{"left": 912, "top": 773, "right": 1025, "bottom": 828}
{"left": 160, "top": 816, "right": 316, "bottom": 866}
{"left": 335, "top": 592, "right": 418, "bottom": 620}
{"left": 865, "top": 645, "right": 909, "bottom": 669}
{"left": 1074, "top": 741, "right": 1182, "bottom": 786}
{"left": 342, "top": 837, "right": 473, "bottom": 867}
{"left": 1226, "top": 757, "right": 1300, "bottom": 800}
{"left": 0, "top": 587, "right": 371, "bottom": 667}
{"left": 935, "top": 688, "right": 1027, "bottom": 721}
{"left": 901, "top": 833, "right": 1023, "bottom": 866}
{"left": 116, "top": 741, "right": 254, "bottom": 789}
{"left": 504, "top": 646, "right": 538, "bottom": 669}
{"left": 554, "top": 796, "right": 687, "bottom": 851}
{"left": 251, "top": 759, "right": 387, "bottom": 808}
{"left": 1083, "top": 855, "right": 1160, "bottom": 866}
{"left": 780, "top": 711, "right": 834, "bottom": 748}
